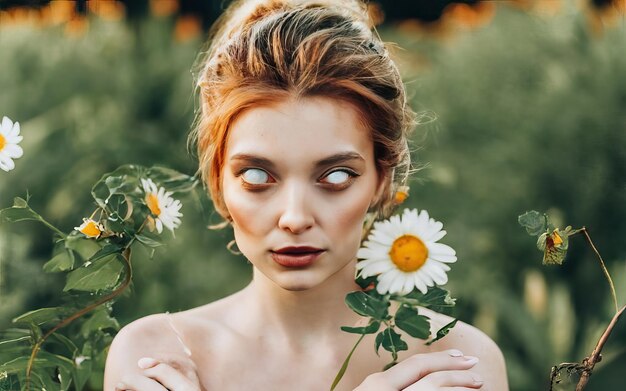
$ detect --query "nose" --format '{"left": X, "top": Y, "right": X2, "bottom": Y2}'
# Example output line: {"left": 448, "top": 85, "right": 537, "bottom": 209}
{"left": 277, "top": 181, "right": 315, "bottom": 235}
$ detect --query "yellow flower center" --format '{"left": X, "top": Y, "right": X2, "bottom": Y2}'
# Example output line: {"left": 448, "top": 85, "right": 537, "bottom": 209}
{"left": 146, "top": 193, "right": 161, "bottom": 216}
{"left": 81, "top": 221, "right": 101, "bottom": 237}
{"left": 0, "top": 134, "right": 6, "bottom": 151}
{"left": 389, "top": 234, "right": 428, "bottom": 272}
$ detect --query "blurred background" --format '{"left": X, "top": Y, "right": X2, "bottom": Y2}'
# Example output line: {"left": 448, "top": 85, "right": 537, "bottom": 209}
{"left": 0, "top": 0, "right": 624, "bottom": 390}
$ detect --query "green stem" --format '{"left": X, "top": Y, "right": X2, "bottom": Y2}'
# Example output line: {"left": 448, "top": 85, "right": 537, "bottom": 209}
{"left": 40, "top": 218, "right": 67, "bottom": 239}
{"left": 24, "top": 247, "right": 133, "bottom": 390}
{"left": 579, "top": 227, "right": 618, "bottom": 313}
{"left": 330, "top": 333, "right": 366, "bottom": 391}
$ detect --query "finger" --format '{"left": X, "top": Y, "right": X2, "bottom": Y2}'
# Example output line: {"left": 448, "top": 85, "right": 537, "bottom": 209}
{"left": 143, "top": 354, "right": 200, "bottom": 383}
{"left": 115, "top": 374, "right": 168, "bottom": 391}
{"left": 143, "top": 362, "right": 199, "bottom": 391}
{"left": 382, "top": 350, "right": 479, "bottom": 390}
{"left": 404, "top": 370, "right": 483, "bottom": 390}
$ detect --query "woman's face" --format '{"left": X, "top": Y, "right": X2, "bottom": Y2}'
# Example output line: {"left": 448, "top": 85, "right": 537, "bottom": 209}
{"left": 222, "top": 96, "right": 383, "bottom": 291}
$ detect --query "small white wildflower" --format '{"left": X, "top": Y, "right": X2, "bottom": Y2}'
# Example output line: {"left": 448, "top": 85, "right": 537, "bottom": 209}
{"left": 0, "top": 116, "right": 23, "bottom": 172}
{"left": 140, "top": 178, "right": 183, "bottom": 233}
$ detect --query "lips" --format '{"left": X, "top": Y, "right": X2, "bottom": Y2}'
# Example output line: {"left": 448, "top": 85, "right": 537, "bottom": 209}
{"left": 270, "top": 246, "right": 325, "bottom": 267}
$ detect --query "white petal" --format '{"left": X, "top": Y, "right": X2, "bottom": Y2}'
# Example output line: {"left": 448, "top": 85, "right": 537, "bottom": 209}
{"left": 423, "top": 261, "right": 449, "bottom": 285}
{"left": 413, "top": 273, "right": 428, "bottom": 294}
{"left": 0, "top": 159, "right": 11, "bottom": 171}
{"left": 401, "top": 276, "right": 416, "bottom": 295}
{"left": 428, "top": 242, "right": 456, "bottom": 256}
{"left": 388, "top": 273, "right": 407, "bottom": 294}
{"left": 2, "top": 144, "right": 23, "bottom": 158}
{"left": 155, "top": 219, "right": 163, "bottom": 233}
{"left": 425, "top": 229, "right": 447, "bottom": 242}
{"left": 428, "top": 253, "right": 457, "bottom": 263}
{"left": 376, "top": 269, "right": 400, "bottom": 294}
{"left": 360, "top": 261, "right": 395, "bottom": 277}
{"left": 415, "top": 268, "right": 434, "bottom": 286}
{"left": 0, "top": 156, "right": 15, "bottom": 171}
{"left": 1, "top": 116, "right": 12, "bottom": 135}
{"left": 7, "top": 135, "right": 23, "bottom": 144}
{"left": 7, "top": 121, "right": 20, "bottom": 138}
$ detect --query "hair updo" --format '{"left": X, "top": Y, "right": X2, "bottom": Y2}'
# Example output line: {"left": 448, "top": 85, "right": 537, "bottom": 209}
{"left": 189, "top": 0, "right": 416, "bottom": 221}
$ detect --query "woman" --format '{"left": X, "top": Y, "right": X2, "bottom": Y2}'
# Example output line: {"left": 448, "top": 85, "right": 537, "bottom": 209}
{"left": 104, "top": 0, "right": 509, "bottom": 389}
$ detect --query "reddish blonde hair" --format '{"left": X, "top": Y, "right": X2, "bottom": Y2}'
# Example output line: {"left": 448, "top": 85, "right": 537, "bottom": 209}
{"left": 189, "top": 0, "right": 416, "bottom": 221}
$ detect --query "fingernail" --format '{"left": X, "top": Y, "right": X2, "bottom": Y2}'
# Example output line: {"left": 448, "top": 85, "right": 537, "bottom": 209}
{"left": 464, "top": 355, "right": 479, "bottom": 365}
{"left": 138, "top": 357, "right": 159, "bottom": 369}
{"left": 115, "top": 382, "right": 127, "bottom": 390}
{"left": 448, "top": 349, "right": 463, "bottom": 357}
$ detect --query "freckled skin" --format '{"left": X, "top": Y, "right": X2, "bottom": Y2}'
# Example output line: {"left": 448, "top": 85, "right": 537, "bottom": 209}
{"left": 222, "top": 96, "right": 383, "bottom": 291}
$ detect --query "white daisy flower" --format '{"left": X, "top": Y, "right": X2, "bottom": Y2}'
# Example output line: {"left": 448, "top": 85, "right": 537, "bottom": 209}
{"left": 356, "top": 208, "right": 457, "bottom": 296}
{"left": 0, "top": 116, "right": 24, "bottom": 172}
{"left": 140, "top": 178, "right": 183, "bottom": 233}
{"left": 75, "top": 218, "right": 104, "bottom": 239}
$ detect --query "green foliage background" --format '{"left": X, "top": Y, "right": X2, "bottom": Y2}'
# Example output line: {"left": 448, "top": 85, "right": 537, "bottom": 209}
{"left": 1, "top": 3, "right": 624, "bottom": 390}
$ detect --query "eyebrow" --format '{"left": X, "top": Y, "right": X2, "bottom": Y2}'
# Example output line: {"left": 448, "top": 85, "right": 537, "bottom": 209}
{"left": 229, "top": 151, "right": 365, "bottom": 169}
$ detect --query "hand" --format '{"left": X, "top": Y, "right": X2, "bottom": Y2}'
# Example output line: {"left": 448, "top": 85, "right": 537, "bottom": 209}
{"left": 354, "top": 350, "right": 483, "bottom": 391}
{"left": 115, "top": 354, "right": 202, "bottom": 391}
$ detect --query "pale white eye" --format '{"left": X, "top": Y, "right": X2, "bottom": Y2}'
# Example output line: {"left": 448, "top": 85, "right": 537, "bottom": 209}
{"left": 242, "top": 168, "right": 270, "bottom": 184}
{"left": 325, "top": 170, "right": 350, "bottom": 184}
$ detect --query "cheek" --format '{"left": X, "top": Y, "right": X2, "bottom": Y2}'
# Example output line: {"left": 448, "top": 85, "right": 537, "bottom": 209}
{"left": 323, "top": 184, "right": 375, "bottom": 249}
{"left": 222, "top": 179, "right": 272, "bottom": 249}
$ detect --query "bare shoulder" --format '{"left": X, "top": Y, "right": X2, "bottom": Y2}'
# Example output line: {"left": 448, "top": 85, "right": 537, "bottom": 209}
{"left": 103, "top": 313, "right": 194, "bottom": 390}
{"left": 421, "top": 308, "right": 509, "bottom": 391}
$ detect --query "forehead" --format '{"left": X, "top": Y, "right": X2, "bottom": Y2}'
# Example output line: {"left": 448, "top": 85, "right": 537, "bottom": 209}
{"left": 225, "top": 96, "right": 374, "bottom": 163}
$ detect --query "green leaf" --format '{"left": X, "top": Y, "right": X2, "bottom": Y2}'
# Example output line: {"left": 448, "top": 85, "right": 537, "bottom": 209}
{"left": 105, "top": 175, "right": 139, "bottom": 195}
{"left": 89, "top": 244, "right": 123, "bottom": 262}
{"left": 404, "top": 287, "right": 456, "bottom": 314}
{"left": 0, "top": 198, "right": 66, "bottom": 237}
{"left": 0, "top": 197, "right": 41, "bottom": 223}
{"left": 12, "top": 307, "right": 73, "bottom": 327}
{"left": 43, "top": 251, "right": 75, "bottom": 273}
{"left": 345, "top": 291, "right": 389, "bottom": 320}
{"left": 518, "top": 210, "right": 547, "bottom": 236}
{"left": 80, "top": 307, "right": 119, "bottom": 338}
{"left": 64, "top": 255, "right": 124, "bottom": 292}
{"left": 426, "top": 319, "right": 458, "bottom": 346}
{"left": 135, "top": 233, "right": 164, "bottom": 248}
{"left": 49, "top": 333, "right": 79, "bottom": 357}
{"left": 72, "top": 342, "right": 94, "bottom": 390}
{"left": 380, "top": 327, "right": 408, "bottom": 360}
{"left": 65, "top": 235, "right": 102, "bottom": 261}
{"left": 146, "top": 166, "right": 197, "bottom": 193}
{"left": 374, "top": 332, "right": 383, "bottom": 356}
{"left": 394, "top": 305, "right": 431, "bottom": 339}
{"left": 58, "top": 366, "right": 73, "bottom": 391}
{"left": 340, "top": 321, "right": 381, "bottom": 335}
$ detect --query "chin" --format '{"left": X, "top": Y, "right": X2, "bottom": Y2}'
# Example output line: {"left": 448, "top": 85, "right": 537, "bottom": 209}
{"left": 271, "top": 271, "right": 326, "bottom": 291}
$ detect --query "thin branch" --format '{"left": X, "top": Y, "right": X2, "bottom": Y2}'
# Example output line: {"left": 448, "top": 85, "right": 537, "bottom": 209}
{"left": 578, "top": 227, "right": 618, "bottom": 313}
{"left": 575, "top": 304, "right": 626, "bottom": 391}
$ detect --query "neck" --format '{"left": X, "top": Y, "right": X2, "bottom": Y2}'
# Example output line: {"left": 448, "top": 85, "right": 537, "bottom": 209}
{"left": 240, "top": 258, "right": 367, "bottom": 352}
